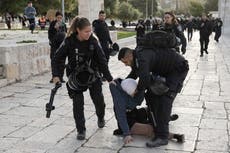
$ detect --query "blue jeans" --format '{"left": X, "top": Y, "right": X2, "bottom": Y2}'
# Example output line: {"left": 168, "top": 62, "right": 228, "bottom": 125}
{"left": 109, "top": 82, "right": 144, "bottom": 136}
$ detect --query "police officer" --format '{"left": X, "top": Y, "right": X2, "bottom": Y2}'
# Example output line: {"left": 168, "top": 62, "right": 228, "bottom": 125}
{"left": 162, "top": 12, "right": 187, "bottom": 54}
{"left": 186, "top": 18, "right": 194, "bottom": 41}
{"left": 48, "top": 11, "right": 67, "bottom": 83}
{"left": 52, "top": 17, "right": 113, "bottom": 140}
{"left": 135, "top": 19, "right": 145, "bottom": 44}
{"left": 198, "top": 14, "right": 213, "bottom": 57}
{"left": 92, "top": 10, "right": 113, "bottom": 62}
{"left": 118, "top": 47, "right": 189, "bottom": 147}
{"left": 214, "top": 18, "right": 223, "bottom": 43}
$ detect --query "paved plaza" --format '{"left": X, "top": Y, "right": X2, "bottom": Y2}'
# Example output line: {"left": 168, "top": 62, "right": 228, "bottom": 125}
{"left": 0, "top": 31, "right": 230, "bottom": 153}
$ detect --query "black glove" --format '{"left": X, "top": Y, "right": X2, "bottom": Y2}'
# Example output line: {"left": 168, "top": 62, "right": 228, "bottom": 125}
{"left": 181, "top": 47, "right": 186, "bottom": 54}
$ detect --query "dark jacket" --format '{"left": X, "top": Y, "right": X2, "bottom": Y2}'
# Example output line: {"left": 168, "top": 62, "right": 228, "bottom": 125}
{"left": 48, "top": 20, "right": 67, "bottom": 46}
{"left": 163, "top": 23, "right": 187, "bottom": 52}
{"left": 127, "top": 48, "right": 188, "bottom": 92}
{"left": 186, "top": 21, "right": 194, "bottom": 31}
{"left": 92, "top": 19, "right": 112, "bottom": 44}
{"left": 135, "top": 23, "right": 145, "bottom": 37}
{"left": 52, "top": 33, "right": 113, "bottom": 82}
{"left": 198, "top": 19, "right": 213, "bottom": 38}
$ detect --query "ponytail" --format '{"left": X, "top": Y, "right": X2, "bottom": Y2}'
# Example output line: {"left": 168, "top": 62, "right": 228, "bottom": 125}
{"left": 67, "top": 16, "right": 91, "bottom": 37}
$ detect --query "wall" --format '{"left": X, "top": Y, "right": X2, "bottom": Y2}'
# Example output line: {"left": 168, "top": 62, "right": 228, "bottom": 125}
{"left": 0, "top": 42, "right": 50, "bottom": 85}
{"left": 219, "top": 0, "right": 230, "bottom": 36}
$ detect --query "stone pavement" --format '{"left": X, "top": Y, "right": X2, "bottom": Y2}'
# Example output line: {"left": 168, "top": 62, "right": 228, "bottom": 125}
{"left": 0, "top": 31, "right": 230, "bottom": 153}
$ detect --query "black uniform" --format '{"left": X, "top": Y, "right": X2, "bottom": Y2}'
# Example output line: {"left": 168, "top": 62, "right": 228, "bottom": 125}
{"left": 48, "top": 20, "right": 67, "bottom": 80}
{"left": 198, "top": 19, "right": 213, "bottom": 56}
{"left": 135, "top": 21, "right": 145, "bottom": 44}
{"left": 52, "top": 33, "right": 113, "bottom": 133}
{"left": 92, "top": 19, "right": 113, "bottom": 61}
{"left": 186, "top": 20, "right": 194, "bottom": 41}
{"left": 162, "top": 23, "right": 187, "bottom": 54}
{"left": 214, "top": 19, "right": 223, "bottom": 42}
{"left": 127, "top": 48, "right": 189, "bottom": 139}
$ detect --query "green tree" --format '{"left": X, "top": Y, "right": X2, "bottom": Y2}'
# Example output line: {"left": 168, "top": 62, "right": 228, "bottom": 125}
{"left": 0, "top": 0, "right": 27, "bottom": 15}
{"left": 33, "top": 0, "right": 61, "bottom": 15}
{"left": 117, "top": 2, "right": 141, "bottom": 22}
{"left": 104, "top": 0, "right": 119, "bottom": 18}
{"left": 189, "top": 1, "right": 204, "bottom": 17}
{"left": 128, "top": 0, "right": 158, "bottom": 18}
{"left": 0, "top": 0, "right": 77, "bottom": 17}
{"left": 204, "top": 0, "right": 218, "bottom": 13}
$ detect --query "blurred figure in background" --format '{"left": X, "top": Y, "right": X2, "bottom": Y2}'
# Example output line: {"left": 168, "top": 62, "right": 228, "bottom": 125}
{"left": 162, "top": 12, "right": 187, "bottom": 54}
{"left": 214, "top": 18, "right": 223, "bottom": 43}
{"left": 38, "top": 15, "right": 46, "bottom": 30}
{"left": 135, "top": 19, "right": 145, "bottom": 44}
{"left": 24, "top": 1, "right": 36, "bottom": 33}
{"left": 198, "top": 14, "right": 213, "bottom": 57}
{"left": 48, "top": 11, "right": 67, "bottom": 83}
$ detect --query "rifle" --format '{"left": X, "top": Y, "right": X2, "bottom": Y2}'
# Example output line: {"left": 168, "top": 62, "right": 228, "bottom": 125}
{"left": 45, "top": 82, "right": 62, "bottom": 118}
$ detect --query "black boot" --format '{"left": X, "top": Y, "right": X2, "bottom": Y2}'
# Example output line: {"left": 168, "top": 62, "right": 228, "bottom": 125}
{"left": 173, "top": 134, "right": 185, "bottom": 143}
{"left": 98, "top": 118, "right": 105, "bottom": 128}
{"left": 146, "top": 137, "right": 168, "bottom": 148}
{"left": 113, "top": 129, "right": 123, "bottom": 135}
{"left": 77, "top": 130, "right": 86, "bottom": 140}
{"left": 170, "top": 114, "right": 179, "bottom": 121}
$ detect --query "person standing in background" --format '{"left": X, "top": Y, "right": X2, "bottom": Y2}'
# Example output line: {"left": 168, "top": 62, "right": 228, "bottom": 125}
{"left": 92, "top": 10, "right": 113, "bottom": 62}
{"left": 214, "top": 18, "right": 223, "bottom": 43}
{"left": 198, "top": 14, "right": 213, "bottom": 57}
{"left": 24, "top": 1, "right": 36, "bottom": 34}
{"left": 48, "top": 11, "right": 67, "bottom": 83}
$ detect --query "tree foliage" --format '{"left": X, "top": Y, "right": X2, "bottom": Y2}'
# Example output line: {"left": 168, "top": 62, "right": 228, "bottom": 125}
{"left": 204, "top": 0, "right": 218, "bottom": 13}
{"left": 0, "top": 0, "right": 27, "bottom": 15}
{"left": 189, "top": 1, "right": 204, "bottom": 17}
{"left": 129, "top": 0, "right": 158, "bottom": 18}
{"left": 0, "top": 0, "right": 78, "bottom": 17}
{"left": 104, "top": 0, "right": 119, "bottom": 18}
{"left": 117, "top": 2, "right": 141, "bottom": 22}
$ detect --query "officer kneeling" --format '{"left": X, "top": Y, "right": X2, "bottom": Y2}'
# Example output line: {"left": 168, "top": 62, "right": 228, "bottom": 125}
{"left": 118, "top": 45, "right": 189, "bottom": 147}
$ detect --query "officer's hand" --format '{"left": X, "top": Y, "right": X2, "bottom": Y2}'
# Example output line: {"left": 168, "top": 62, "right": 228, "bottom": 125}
{"left": 124, "top": 135, "right": 133, "bottom": 144}
{"left": 181, "top": 48, "right": 186, "bottom": 54}
{"left": 53, "top": 77, "right": 60, "bottom": 84}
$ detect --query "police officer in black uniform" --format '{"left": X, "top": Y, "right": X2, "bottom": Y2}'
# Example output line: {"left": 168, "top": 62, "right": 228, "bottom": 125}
{"left": 92, "top": 10, "right": 113, "bottom": 62}
{"left": 135, "top": 19, "right": 145, "bottom": 44}
{"left": 161, "top": 12, "right": 187, "bottom": 54}
{"left": 198, "top": 14, "right": 213, "bottom": 57}
{"left": 48, "top": 11, "right": 67, "bottom": 83}
{"left": 214, "top": 18, "right": 223, "bottom": 43}
{"left": 118, "top": 47, "right": 189, "bottom": 147}
{"left": 52, "top": 17, "right": 113, "bottom": 140}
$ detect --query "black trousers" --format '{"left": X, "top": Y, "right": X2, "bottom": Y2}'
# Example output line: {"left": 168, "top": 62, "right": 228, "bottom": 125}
{"left": 214, "top": 29, "right": 221, "bottom": 41}
{"left": 145, "top": 69, "right": 188, "bottom": 139}
{"left": 199, "top": 36, "right": 209, "bottom": 55}
{"left": 28, "top": 18, "right": 35, "bottom": 31}
{"left": 70, "top": 79, "right": 105, "bottom": 132}
{"left": 50, "top": 45, "right": 65, "bottom": 78}
{"left": 100, "top": 41, "right": 110, "bottom": 62}
{"left": 187, "top": 30, "right": 193, "bottom": 41}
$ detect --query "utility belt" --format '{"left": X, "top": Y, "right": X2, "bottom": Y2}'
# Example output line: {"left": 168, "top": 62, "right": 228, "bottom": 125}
{"left": 149, "top": 73, "right": 169, "bottom": 96}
